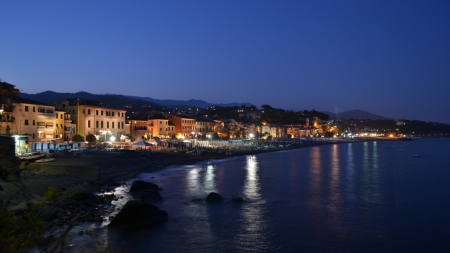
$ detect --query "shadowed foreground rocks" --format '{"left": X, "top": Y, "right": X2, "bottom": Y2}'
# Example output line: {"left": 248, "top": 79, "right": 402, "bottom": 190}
{"left": 205, "top": 192, "right": 223, "bottom": 202}
{"left": 129, "top": 180, "right": 160, "bottom": 193}
{"left": 108, "top": 200, "right": 168, "bottom": 229}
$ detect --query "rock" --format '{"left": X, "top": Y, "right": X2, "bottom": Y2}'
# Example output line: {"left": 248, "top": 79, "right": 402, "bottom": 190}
{"left": 0, "top": 159, "right": 21, "bottom": 182}
{"left": 205, "top": 192, "right": 224, "bottom": 202}
{"left": 129, "top": 180, "right": 160, "bottom": 193}
{"left": 140, "top": 190, "right": 163, "bottom": 202}
{"left": 63, "top": 185, "right": 97, "bottom": 206}
{"left": 37, "top": 205, "right": 60, "bottom": 222}
{"left": 37, "top": 234, "right": 56, "bottom": 247}
{"left": 108, "top": 200, "right": 168, "bottom": 229}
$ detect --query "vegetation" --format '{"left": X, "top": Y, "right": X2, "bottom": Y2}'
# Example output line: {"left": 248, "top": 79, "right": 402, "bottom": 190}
{"left": 0, "top": 188, "right": 58, "bottom": 253}
{"left": 71, "top": 134, "right": 84, "bottom": 142}
{"left": 85, "top": 134, "right": 97, "bottom": 145}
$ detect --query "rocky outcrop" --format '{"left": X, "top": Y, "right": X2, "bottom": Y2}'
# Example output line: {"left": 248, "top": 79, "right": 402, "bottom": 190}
{"left": 140, "top": 190, "right": 163, "bottom": 202}
{"left": 63, "top": 185, "right": 97, "bottom": 207}
{"left": 205, "top": 192, "right": 223, "bottom": 202}
{"left": 108, "top": 200, "right": 168, "bottom": 229}
{"left": 129, "top": 180, "right": 160, "bottom": 193}
{"left": 0, "top": 136, "right": 20, "bottom": 182}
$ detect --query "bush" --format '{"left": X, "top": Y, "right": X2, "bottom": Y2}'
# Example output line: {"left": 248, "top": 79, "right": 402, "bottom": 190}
{"left": 71, "top": 134, "right": 84, "bottom": 142}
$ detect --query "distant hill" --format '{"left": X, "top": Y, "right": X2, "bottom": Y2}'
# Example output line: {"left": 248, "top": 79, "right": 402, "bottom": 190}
{"left": 323, "top": 109, "right": 386, "bottom": 120}
{"left": 127, "top": 95, "right": 253, "bottom": 109}
{"left": 20, "top": 91, "right": 163, "bottom": 110}
{"left": 19, "top": 91, "right": 254, "bottom": 110}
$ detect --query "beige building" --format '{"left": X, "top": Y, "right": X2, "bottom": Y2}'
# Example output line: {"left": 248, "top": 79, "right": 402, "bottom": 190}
{"left": 55, "top": 98, "right": 127, "bottom": 142}
{"left": 148, "top": 116, "right": 175, "bottom": 139}
{"left": 12, "top": 102, "right": 56, "bottom": 142}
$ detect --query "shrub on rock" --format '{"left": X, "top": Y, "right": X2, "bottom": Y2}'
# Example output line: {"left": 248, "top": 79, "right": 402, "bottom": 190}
{"left": 205, "top": 192, "right": 223, "bottom": 202}
{"left": 129, "top": 180, "right": 160, "bottom": 193}
{"left": 108, "top": 200, "right": 168, "bottom": 229}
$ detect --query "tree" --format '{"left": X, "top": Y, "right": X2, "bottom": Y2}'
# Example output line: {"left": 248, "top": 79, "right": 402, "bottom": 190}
{"left": 72, "top": 134, "right": 84, "bottom": 142}
{"left": 85, "top": 134, "right": 97, "bottom": 144}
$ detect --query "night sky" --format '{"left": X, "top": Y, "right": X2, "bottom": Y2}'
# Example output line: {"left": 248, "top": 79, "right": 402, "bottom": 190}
{"left": 1, "top": 1, "right": 449, "bottom": 123}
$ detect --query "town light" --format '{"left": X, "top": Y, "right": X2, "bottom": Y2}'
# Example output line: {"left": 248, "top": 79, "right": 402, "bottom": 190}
{"left": 110, "top": 136, "right": 116, "bottom": 142}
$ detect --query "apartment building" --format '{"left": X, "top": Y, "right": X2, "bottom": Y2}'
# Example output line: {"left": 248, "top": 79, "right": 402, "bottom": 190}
{"left": 166, "top": 114, "right": 196, "bottom": 138}
{"left": 55, "top": 98, "right": 127, "bottom": 141}
{"left": 12, "top": 102, "right": 56, "bottom": 142}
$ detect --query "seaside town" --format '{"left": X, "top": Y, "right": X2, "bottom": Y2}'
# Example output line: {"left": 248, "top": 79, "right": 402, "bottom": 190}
{"left": 2, "top": 80, "right": 446, "bottom": 157}
{"left": 2, "top": 80, "right": 450, "bottom": 251}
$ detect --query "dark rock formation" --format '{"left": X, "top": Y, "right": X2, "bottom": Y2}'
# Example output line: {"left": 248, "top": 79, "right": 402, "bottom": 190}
{"left": 108, "top": 200, "right": 168, "bottom": 229}
{"left": 129, "top": 180, "right": 160, "bottom": 193}
{"left": 140, "top": 190, "right": 163, "bottom": 202}
{"left": 205, "top": 192, "right": 223, "bottom": 202}
{"left": 63, "top": 185, "right": 97, "bottom": 207}
{"left": 0, "top": 136, "right": 20, "bottom": 182}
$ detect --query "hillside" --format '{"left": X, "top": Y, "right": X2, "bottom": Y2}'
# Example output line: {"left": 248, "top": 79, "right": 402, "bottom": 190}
{"left": 127, "top": 95, "right": 253, "bottom": 109}
{"left": 20, "top": 91, "right": 163, "bottom": 111}
{"left": 324, "top": 109, "right": 386, "bottom": 120}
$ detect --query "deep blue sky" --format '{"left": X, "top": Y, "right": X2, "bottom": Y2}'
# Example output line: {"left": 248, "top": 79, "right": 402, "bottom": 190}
{"left": 1, "top": 1, "right": 449, "bottom": 123}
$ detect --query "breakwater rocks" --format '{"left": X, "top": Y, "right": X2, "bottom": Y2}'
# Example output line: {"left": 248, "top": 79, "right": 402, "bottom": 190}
{"left": 108, "top": 200, "right": 168, "bottom": 229}
{"left": 109, "top": 180, "right": 167, "bottom": 229}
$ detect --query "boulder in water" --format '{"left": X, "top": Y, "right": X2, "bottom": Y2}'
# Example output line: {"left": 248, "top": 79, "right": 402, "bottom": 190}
{"left": 205, "top": 192, "right": 223, "bottom": 202}
{"left": 140, "top": 190, "right": 163, "bottom": 202}
{"left": 129, "top": 180, "right": 160, "bottom": 193}
{"left": 108, "top": 200, "right": 168, "bottom": 229}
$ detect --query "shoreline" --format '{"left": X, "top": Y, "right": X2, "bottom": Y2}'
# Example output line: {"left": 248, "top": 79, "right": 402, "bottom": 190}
{"left": 26, "top": 137, "right": 407, "bottom": 184}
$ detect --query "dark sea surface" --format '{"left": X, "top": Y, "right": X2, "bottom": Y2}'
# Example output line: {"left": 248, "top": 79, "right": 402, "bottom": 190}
{"left": 72, "top": 138, "right": 450, "bottom": 252}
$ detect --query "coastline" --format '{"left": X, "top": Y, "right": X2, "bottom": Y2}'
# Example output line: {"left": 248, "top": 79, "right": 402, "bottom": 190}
{"left": 1, "top": 137, "right": 408, "bottom": 250}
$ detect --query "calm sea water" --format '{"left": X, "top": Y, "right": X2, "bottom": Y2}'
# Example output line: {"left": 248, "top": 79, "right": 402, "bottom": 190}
{"left": 71, "top": 138, "right": 450, "bottom": 252}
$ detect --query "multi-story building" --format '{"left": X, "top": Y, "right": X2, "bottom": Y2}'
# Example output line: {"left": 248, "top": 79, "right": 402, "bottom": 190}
{"left": 129, "top": 119, "right": 148, "bottom": 141}
{"left": 195, "top": 117, "right": 216, "bottom": 137}
{"left": 12, "top": 102, "right": 56, "bottom": 142}
{"left": 148, "top": 116, "right": 175, "bottom": 139}
{"left": 166, "top": 114, "right": 196, "bottom": 138}
{"left": 54, "top": 98, "right": 127, "bottom": 142}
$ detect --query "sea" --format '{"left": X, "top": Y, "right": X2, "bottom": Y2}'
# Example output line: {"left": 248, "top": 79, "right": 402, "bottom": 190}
{"left": 63, "top": 138, "right": 450, "bottom": 253}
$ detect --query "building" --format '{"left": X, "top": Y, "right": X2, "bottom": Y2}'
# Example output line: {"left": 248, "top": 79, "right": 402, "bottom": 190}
{"left": 54, "top": 98, "right": 127, "bottom": 142}
{"left": 195, "top": 117, "right": 217, "bottom": 137}
{"left": 166, "top": 114, "right": 196, "bottom": 138}
{"left": 148, "top": 116, "right": 175, "bottom": 139}
{"left": 12, "top": 102, "right": 56, "bottom": 142}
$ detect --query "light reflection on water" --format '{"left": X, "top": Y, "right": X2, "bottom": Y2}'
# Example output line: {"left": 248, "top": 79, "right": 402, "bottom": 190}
{"left": 62, "top": 139, "right": 450, "bottom": 252}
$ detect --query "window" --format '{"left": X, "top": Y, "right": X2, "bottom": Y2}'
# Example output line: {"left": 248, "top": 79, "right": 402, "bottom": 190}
{"left": 88, "top": 120, "right": 91, "bottom": 128}
{"left": 101, "top": 121, "right": 103, "bottom": 128}
{"left": 25, "top": 106, "right": 29, "bottom": 111}
{"left": 96, "top": 110, "right": 98, "bottom": 115}
{"left": 101, "top": 111, "right": 103, "bottom": 116}
{"left": 160, "top": 128, "right": 162, "bottom": 131}
{"left": 60, "top": 124, "right": 63, "bottom": 128}
{"left": 96, "top": 121, "right": 99, "bottom": 128}
{"left": 24, "top": 120, "right": 29, "bottom": 125}
{"left": 33, "top": 120, "right": 35, "bottom": 126}
{"left": 112, "top": 112, "right": 115, "bottom": 116}
{"left": 122, "top": 122, "right": 124, "bottom": 128}
{"left": 33, "top": 107, "right": 35, "bottom": 112}
{"left": 60, "top": 114, "right": 63, "bottom": 119}
{"left": 112, "top": 122, "right": 114, "bottom": 128}
{"left": 83, "top": 109, "right": 85, "bottom": 114}
{"left": 88, "top": 109, "right": 91, "bottom": 114}
{"left": 73, "top": 110, "right": 75, "bottom": 114}
{"left": 160, "top": 121, "right": 162, "bottom": 124}
{"left": 33, "top": 133, "right": 35, "bottom": 139}
{"left": 55, "top": 114, "right": 58, "bottom": 119}
{"left": 107, "top": 122, "right": 109, "bottom": 128}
